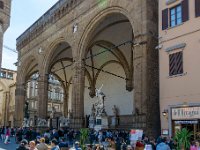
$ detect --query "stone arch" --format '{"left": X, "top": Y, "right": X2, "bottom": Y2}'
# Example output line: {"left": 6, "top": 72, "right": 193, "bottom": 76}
{"left": 43, "top": 37, "right": 73, "bottom": 75}
{"left": 85, "top": 40, "right": 131, "bottom": 80}
{"left": 43, "top": 38, "right": 74, "bottom": 118}
{"left": 18, "top": 54, "right": 38, "bottom": 84}
{"left": 78, "top": 6, "right": 134, "bottom": 59}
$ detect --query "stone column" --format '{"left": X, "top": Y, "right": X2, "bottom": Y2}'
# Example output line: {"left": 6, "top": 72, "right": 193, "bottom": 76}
{"left": 71, "top": 60, "right": 85, "bottom": 128}
{"left": 133, "top": 34, "right": 160, "bottom": 137}
{"left": 37, "top": 74, "right": 48, "bottom": 119}
{"left": 0, "top": 23, "right": 3, "bottom": 71}
{"left": 14, "top": 84, "right": 26, "bottom": 127}
{"left": 63, "top": 94, "right": 68, "bottom": 117}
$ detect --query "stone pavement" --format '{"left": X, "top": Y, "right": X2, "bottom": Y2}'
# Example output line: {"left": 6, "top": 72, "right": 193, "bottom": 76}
{"left": 0, "top": 137, "right": 18, "bottom": 150}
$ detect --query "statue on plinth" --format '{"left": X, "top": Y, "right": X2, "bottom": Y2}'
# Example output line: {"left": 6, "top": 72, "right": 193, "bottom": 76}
{"left": 112, "top": 105, "right": 119, "bottom": 117}
{"left": 50, "top": 106, "right": 56, "bottom": 119}
{"left": 22, "top": 101, "right": 30, "bottom": 128}
{"left": 89, "top": 104, "right": 96, "bottom": 128}
{"left": 68, "top": 109, "right": 73, "bottom": 119}
{"left": 93, "top": 85, "right": 108, "bottom": 131}
{"left": 95, "top": 84, "right": 106, "bottom": 117}
{"left": 24, "top": 101, "right": 29, "bottom": 119}
{"left": 111, "top": 105, "right": 119, "bottom": 127}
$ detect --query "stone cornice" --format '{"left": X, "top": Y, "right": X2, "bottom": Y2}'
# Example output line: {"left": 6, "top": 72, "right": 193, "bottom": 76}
{"left": 16, "top": 0, "right": 83, "bottom": 50}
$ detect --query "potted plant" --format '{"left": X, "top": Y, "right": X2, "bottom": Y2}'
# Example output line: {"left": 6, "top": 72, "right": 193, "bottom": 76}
{"left": 80, "top": 128, "right": 89, "bottom": 150}
{"left": 174, "top": 128, "right": 192, "bottom": 150}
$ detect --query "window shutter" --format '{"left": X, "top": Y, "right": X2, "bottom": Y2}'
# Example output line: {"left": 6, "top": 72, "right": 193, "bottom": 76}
{"left": 0, "top": 1, "right": 4, "bottom": 9}
{"left": 182, "top": 0, "right": 189, "bottom": 22}
{"left": 195, "top": 0, "right": 200, "bottom": 17}
{"left": 162, "top": 9, "right": 168, "bottom": 30}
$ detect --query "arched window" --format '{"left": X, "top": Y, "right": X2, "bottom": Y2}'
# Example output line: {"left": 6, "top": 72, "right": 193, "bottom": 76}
{"left": 0, "top": 1, "right": 4, "bottom": 9}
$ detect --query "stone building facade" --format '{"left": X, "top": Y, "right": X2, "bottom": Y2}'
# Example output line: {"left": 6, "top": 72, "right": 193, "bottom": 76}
{"left": 16, "top": 0, "right": 160, "bottom": 136}
{"left": 0, "top": 68, "right": 16, "bottom": 127}
{"left": 0, "top": 0, "right": 11, "bottom": 69}
{"left": 159, "top": 0, "right": 200, "bottom": 139}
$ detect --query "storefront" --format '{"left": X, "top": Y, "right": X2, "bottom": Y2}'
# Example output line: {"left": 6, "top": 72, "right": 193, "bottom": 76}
{"left": 170, "top": 106, "right": 200, "bottom": 139}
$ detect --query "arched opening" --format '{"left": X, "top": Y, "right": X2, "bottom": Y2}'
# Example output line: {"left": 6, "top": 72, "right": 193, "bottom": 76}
{"left": 83, "top": 13, "right": 134, "bottom": 128}
{"left": 46, "top": 41, "right": 73, "bottom": 127}
{"left": 25, "top": 72, "right": 64, "bottom": 127}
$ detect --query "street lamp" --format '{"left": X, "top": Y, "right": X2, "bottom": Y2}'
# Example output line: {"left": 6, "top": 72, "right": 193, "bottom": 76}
{"left": 162, "top": 109, "right": 168, "bottom": 119}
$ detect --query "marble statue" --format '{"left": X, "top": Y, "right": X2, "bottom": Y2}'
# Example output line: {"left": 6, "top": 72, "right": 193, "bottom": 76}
{"left": 37, "top": 118, "right": 47, "bottom": 127}
{"left": 24, "top": 101, "right": 29, "bottom": 119}
{"left": 91, "top": 104, "right": 96, "bottom": 117}
{"left": 112, "top": 105, "right": 119, "bottom": 117}
{"left": 68, "top": 109, "right": 73, "bottom": 119}
{"left": 95, "top": 84, "right": 106, "bottom": 116}
{"left": 22, "top": 118, "right": 29, "bottom": 128}
{"left": 111, "top": 105, "right": 119, "bottom": 127}
{"left": 50, "top": 106, "right": 56, "bottom": 119}
{"left": 59, "top": 115, "right": 70, "bottom": 127}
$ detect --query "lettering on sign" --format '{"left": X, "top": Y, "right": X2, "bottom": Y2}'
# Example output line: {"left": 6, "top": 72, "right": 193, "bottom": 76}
{"left": 172, "top": 106, "right": 200, "bottom": 120}
{"left": 174, "top": 120, "right": 198, "bottom": 124}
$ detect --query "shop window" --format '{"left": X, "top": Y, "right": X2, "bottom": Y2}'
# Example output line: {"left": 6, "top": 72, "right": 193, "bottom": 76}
{"left": 0, "top": 1, "right": 4, "bottom": 9}
{"left": 169, "top": 51, "right": 183, "bottom": 76}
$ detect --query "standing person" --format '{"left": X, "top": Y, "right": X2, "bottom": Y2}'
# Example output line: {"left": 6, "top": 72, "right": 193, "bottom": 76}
{"left": 29, "top": 141, "right": 38, "bottom": 150}
{"left": 4, "top": 126, "right": 10, "bottom": 144}
{"left": 196, "top": 141, "right": 200, "bottom": 150}
{"left": 107, "top": 137, "right": 116, "bottom": 150}
{"left": 36, "top": 138, "right": 49, "bottom": 150}
{"left": 51, "top": 139, "right": 60, "bottom": 150}
{"left": 190, "top": 141, "right": 198, "bottom": 150}
{"left": 16, "top": 139, "right": 29, "bottom": 150}
{"left": 1, "top": 126, "right": 5, "bottom": 141}
{"left": 156, "top": 137, "right": 171, "bottom": 150}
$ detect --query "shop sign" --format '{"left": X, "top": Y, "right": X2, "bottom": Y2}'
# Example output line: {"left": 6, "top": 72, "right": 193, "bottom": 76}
{"left": 130, "top": 129, "right": 143, "bottom": 141}
{"left": 172, "top": 106, "right": 200, "bottom": 120}
{"left": 174, "top": 120, "right": 199, "bottom": 124}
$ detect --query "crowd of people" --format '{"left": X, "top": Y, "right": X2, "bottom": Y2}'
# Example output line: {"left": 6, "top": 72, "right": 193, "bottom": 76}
{"left": 0, "top": 126, "right": 199, "bottom": 150}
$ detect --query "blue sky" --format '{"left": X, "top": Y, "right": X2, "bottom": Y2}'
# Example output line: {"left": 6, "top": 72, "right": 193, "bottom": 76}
{"left": 2, "top": 0, "right": 58, "bottom": 70}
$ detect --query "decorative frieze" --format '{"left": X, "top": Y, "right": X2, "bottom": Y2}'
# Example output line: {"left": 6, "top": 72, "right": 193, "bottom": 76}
{"left": 166, "top": 0, "right": 178, "bottom": 5}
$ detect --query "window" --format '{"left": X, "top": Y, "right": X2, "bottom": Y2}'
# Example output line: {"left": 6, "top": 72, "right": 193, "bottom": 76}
{"left": 195, "top": 0, "right": 200, "bottom": 17}
{"left": 162, "top": 0, "right": 189, "bottom": 30}
{"left": 0, "top": 71, "right": 6, "bottom": 78}
{"left": 7, "top": 73, "right": 13, "bottom": 79}
{"left": 169, "top": 51, "right": 183, "bottom": 76}
{"left": 0, "top": 1, "right": 4, "bottom": 9}
{"left": 170, "top": 5, "right": 182, "bottom": 27}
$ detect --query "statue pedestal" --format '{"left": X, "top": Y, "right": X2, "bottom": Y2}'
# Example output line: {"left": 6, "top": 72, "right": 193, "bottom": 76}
{"left": 111, "top": 116, "right": 116, "bottom": 127}
{"left": 94, "top": 116, "right": 108, "bottom": 131}
{"left": 89, "top": 117, "right": 95, "bottom": 129}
